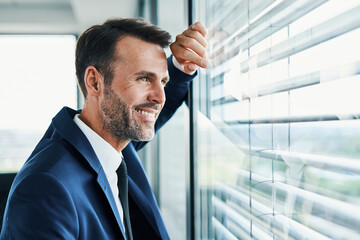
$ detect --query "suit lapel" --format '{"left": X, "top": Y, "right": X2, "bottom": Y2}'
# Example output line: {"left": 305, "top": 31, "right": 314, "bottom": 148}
{"left": 97, "top": 169, "right": 127, "bottom": 238}
{"left": 128, "top": 177, "right": 159, "bottom": 231}
{"left": 52, "top": 107, "right": 127, "bottom": 239}
{"left": 123, "top": 143, "right": 169, "bottom": 240}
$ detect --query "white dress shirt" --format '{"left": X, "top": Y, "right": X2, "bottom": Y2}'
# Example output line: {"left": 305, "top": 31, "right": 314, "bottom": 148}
{"left": 172, "top": 56, "right": 196, "bottom": 75}
{"left": 73, "top": 114, "right": 125, "bottom": 229}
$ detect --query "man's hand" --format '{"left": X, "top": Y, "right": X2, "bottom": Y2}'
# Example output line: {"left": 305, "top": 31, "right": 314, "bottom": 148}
{"left": 170, "top": 22, "right": 209, "bottom": 74}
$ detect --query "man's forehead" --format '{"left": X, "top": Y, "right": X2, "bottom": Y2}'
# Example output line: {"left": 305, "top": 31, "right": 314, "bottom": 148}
{"left": 115, "top": 36, "right": 166, "bottom": 56}
{"left": 113, "top": 38, "right": 166, "bottom": 66}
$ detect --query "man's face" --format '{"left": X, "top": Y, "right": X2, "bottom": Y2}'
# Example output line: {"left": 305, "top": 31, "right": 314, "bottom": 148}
{"left": 99, "top": 36, "right": 169, "bottom": 142}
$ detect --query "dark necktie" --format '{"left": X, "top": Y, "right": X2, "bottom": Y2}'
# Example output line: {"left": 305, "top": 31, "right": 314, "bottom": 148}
{"left": 117, "top": 159, "right": 133, "bottom": 240}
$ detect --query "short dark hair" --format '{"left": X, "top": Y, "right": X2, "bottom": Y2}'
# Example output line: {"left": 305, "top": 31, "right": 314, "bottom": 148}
{"left": 75, "top": 18, "right": 172, "bottom": 97}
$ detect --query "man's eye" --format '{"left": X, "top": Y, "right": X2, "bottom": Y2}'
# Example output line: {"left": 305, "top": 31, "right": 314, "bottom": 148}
{"left": 138, "top": 76, "right": 149, "bottom": 82}
{"left": 161, "top": 79, "right": 168, "bottom": 86}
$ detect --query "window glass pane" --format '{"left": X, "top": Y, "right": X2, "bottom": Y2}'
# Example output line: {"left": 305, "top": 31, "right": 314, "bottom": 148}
{"left": 194, "top": 0, "right": 360, "bottom": 239}
{"left": 0, "top": 35, "right": 77, "bottom": 173}
{"left": 138, "top": 1, "right": 189, "bottom": 239}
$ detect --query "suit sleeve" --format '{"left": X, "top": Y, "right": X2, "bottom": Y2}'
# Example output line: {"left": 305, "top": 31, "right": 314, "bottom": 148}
{"left": 0, "top": 173, "right": 78, "bottom": 239}
{"left": 132, "top": 55, "right": 197, "bottom": 151}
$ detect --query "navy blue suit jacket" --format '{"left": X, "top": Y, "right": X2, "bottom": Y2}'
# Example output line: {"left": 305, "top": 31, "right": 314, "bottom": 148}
{"left": 0, "top": 57, "right": 195, "bottom": 240}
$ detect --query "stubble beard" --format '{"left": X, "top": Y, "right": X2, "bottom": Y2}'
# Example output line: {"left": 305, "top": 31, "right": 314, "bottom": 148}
{"left": 100, "top": 86, "right": 156, "bottom": 142}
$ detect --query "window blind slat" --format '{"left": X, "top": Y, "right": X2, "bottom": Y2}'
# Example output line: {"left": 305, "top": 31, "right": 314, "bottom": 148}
{"left": 238, "top": 145, "right": 360, "bottom": 174}
{"left": 216, "top": 181, "right": 360, "bottom": 239}
{"left": 212, "top": 0, "right": 327, "bottom": 55}
{"left": 305, "top": 215, "right": 360, "bottom": 240}
{"left": 212, "top": 196, "right": 274, "bottom": 240}
{"left": 209, "top": 0, "right": 327, "bottom": 78}
{"left": 242, "top": 60, "right": 360, "bottom": 99}
{"left": 221, "top": 113, "right": 360, "bottom": 125}
{"left": 213, "top": 187, "right": 334, "bottom": 240}
{"left": 212, "top": 217, "right": 239, "bottom": 240}
{"left": 241, "top": 6, "right": 360, "bottom": 73}
{"left": 228, "top": 170, "right": 360, "bottom": 228}
{"left": 210, "top": 0, "right": 276, "bottom": 49}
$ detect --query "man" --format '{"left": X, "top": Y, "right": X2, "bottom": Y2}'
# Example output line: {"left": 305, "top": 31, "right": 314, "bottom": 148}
{"left": 0, "top": 18, "right": 207, "bottom": 239}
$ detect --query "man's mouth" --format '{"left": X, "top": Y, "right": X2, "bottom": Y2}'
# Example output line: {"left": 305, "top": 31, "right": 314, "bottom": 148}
{"left": 135, "top": 109, "right": 156, "bottom": 119}
{"left": 134, "top": 102, "right": 162, "bottom": 121}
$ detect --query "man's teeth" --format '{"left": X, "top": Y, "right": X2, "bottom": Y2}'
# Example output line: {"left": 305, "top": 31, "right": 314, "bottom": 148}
{"left": 136, "top": 110, "right": 155, "bottom": 118}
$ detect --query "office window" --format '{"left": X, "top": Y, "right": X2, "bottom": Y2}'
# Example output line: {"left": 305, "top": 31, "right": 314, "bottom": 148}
{"left": 193, "top": 0, "right": 360, "bottom": 239}
{"left": 0, "top": 35, "right": 77, "bottom": 173}
{"left": 137, "top": 0, "right": 189, "bottom": 239}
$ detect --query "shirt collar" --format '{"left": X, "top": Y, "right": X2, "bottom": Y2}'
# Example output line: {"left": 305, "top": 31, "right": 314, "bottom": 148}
{"left": 73, "top": 114, "right": 122, "bottom": 174}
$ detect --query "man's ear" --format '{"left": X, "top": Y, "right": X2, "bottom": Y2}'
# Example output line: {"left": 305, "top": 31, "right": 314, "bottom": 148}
{"left": 84, "top": 66, "right": 103, "bottom": 97}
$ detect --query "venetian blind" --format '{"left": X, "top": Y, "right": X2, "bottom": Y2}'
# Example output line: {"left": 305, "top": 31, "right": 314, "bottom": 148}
{"left": 195, "top": 0, "right": 360, "bottom": 239}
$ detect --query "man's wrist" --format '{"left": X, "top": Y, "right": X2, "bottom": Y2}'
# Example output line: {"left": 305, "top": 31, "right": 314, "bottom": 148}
{"left": 172, "top": 56, "right": 196, "bottom": 75}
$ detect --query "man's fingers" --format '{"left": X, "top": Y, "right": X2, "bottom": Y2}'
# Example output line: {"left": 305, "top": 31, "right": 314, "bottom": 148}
{"left": 170, "top": 21, "right": 209, "bottom": 71}
{"left": 171, "top": 42, "right": 208, "bottom": 68}
{"left": 182, "top": 28, "right": 207, "bottom": 49}
{"left": 185, "top": 63, "right": 197, "bottom": 73}
{"left": 174, "top": 34, "right": 207, "bottom": 59}
{"left": 190, "top": 22, "right": 208, "bottom": 38}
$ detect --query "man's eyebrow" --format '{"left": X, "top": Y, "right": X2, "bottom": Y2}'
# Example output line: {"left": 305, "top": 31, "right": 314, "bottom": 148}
{"left": 135, "top": 70, "right": 169, "bottom": 81}
{"left": 135, "top": 70, "right": 156, "bottom": 77}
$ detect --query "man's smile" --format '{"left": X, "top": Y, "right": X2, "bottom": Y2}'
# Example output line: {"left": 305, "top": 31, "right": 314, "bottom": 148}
{"left": 135, "top": 108, "right": 156, "bottom": 121}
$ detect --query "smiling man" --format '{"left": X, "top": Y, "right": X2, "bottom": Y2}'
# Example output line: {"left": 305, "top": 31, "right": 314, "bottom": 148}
{"left": 0, "top": 18, "right": 207, "bottom": 240}
{"left": 81, "top": 36, "right": 169, "bottom": 150}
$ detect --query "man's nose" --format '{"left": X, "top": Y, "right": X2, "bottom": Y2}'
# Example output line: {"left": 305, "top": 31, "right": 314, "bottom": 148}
{"left": 147, "top": 81, "right": 166, "bottom": 105}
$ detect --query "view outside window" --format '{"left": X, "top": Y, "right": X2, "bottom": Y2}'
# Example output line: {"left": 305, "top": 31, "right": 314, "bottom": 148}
{"left": 0, "top": 35, "right": 77, "bottom": 173}
{"left": 194, "top": 0, "right": 360, "bottom": 239}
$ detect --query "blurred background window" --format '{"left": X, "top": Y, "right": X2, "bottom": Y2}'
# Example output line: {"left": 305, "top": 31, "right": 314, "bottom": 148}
{"left": 0, "top": 35, "right": 77, "bottom": 173}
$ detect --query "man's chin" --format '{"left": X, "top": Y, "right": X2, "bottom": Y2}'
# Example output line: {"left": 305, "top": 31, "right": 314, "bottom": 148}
{"left": 142, "top": 132, "right": 155, "bottom": 141}
{"left": 132, "top": 130, "right": 155, "bottom": 142}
